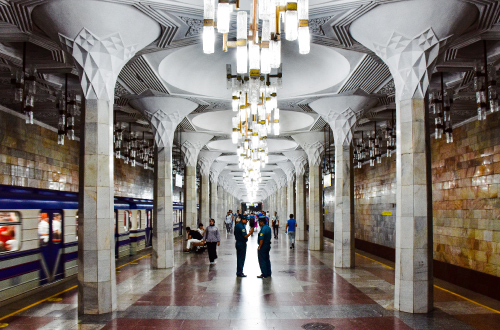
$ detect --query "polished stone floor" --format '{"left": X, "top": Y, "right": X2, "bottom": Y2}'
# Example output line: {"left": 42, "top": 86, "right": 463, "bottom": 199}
{"left": 1, "top": 226, "right": 500, "bottom": 330}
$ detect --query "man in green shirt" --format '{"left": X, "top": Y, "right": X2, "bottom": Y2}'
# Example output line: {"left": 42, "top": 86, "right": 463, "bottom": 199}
{"left": 234, "top": 215, "right": 254, "bottom": 277}
{"left": 257, "top": 217, "right": 272, "bottom": 278}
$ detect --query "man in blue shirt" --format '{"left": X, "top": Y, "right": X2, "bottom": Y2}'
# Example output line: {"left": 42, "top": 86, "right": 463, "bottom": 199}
{"left": 285, "top": 214, "right": 297, "bottom": 249}
{"left": 257, "top": 217, "right": 272, "bottom": 278}
{"left": 234, "top": 215, "right": 254, "bottom": 277}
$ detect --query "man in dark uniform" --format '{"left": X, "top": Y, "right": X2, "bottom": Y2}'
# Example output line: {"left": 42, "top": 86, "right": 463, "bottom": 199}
{"left": 234, "top": 215, "right": 254, "bottom": 277}
{"left": 257, "top": 217, "right": 272, "bottom": 278}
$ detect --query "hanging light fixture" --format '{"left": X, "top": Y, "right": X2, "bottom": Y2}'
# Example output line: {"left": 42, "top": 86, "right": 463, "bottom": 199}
{"left": 203, "top": 0, "right": 310, "bottom": 68}
{"left": 430, "top": 73, "right": 453, "bottom": 143}
{"left": 11, "top": 43, "right": 37, "bottom": 125}
{"left": 474, "top": 41, "right": 499, "bottom": 121}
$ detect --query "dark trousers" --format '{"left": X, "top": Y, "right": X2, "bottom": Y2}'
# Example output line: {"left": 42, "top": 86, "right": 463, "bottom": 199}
{"left": 273, "top": 226, "right": 279, "bottom": 238}
{"left": 226, "top": 223, "right": 231, "bottom": 233}
{"left": 258, "top": 246, "right": 271, "bottom": 277}
{"left": 235, "top": 241, "right": 247, "bottom": 275}
{"left": 207, "top": 242, "right": 218, "bottom": 262}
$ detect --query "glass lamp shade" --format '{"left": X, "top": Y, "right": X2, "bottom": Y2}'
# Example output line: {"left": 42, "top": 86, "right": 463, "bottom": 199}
{"left": 270, "top": 40, "right": 281, "bottom": 68}
{"left": 217, "top": 3, "right": 231, "bottom": 33}
{"left": 203, "top": 26, "right": 215, "bottom": 54}
{"left": 261, "top": 48, "right": 271, "bottom": 74}
{"left": 285, "top": 10, "right": 298, "bottom": 41}
{"left": 249, "top": 42, "right": 260, "bottom": 70}
{"left": 237, "top": 46, "right": 248, "bottom": 74}
{"left": 298, "top": 27, "right": 310, "bottom": 54}
{"left": 204, "top": 0, "right": 215, "bottom": 18}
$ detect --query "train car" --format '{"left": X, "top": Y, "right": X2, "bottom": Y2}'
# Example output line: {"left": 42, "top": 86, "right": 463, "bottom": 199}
{"left": 0, "top": 185, "right": 183, "bottom": 302}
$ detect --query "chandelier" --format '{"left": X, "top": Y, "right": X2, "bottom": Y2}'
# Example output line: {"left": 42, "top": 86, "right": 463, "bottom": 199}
{"left": 113, "top": 123, "right": 154, "bottom": 170}
{"left": 474, "top": 41, "right": 499, "bottom": 121}
{"left": 226, "top": 64, "right": 281, "bottom": 200}
{"left": 430, "top": 73, "right": 453, "bottom": 143}
{"left": 203, "top": 0, "right": 310, "bottom": 71}
{"left": 57, "top": 74, "right": 79, "bottom": 145}
{"left": 10, "top": 43, "right": 37, "bottom": 125}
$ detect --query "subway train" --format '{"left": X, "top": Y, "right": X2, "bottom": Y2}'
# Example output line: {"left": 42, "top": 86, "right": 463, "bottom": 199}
{"left": 0, "top": 185, "right": 183, "bottom": 302}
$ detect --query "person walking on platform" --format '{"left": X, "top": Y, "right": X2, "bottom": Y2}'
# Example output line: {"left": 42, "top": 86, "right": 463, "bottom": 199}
{"left": 257, "top": 217, "right": 272, "bottom": 278}
{"left": 234, "top": 215, "right": 254, "bottom": 277}
{"left": 248, "top": 212, "right": 255, "bottom": 234}
{"left": 285, "top": 214, "right": 297, "bottom": 249}
{"left": 225, "top": 211, "right": 233, "bottom": 233}
{"left": 272, "top": 211, "right": 279, "bottom": 239}
{"left": 203, "top": 218, "right": 220, "bottom": 264}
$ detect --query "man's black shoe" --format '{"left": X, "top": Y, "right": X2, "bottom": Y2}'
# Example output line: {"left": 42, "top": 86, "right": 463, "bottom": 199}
{"left": 257, "top": 275, "right": 266, "bottom": 278}
{"left": 237, "top": 274, "right": 247, "bottom": 277}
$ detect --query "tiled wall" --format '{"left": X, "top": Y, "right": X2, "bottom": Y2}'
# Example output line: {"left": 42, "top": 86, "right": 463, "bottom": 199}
{"left": 324, "top": 186, "right": 334, "bottom": 235}
{"left": 0, "top": 108, "right": 153, "bottom": 199}
{"left": 347, "top": 111, "right": 500, "bottom": 277}
{"left": 353, "top": 156, "right": 396, "bottom": 248}
{"left": 0, "top": 110, "right": 79, "bottom": 192}
{"left": 114, "top": 158, "right": 153, "bottom": 199}
{"left": 432, "top": 113, "right": 500, "bottom": 277}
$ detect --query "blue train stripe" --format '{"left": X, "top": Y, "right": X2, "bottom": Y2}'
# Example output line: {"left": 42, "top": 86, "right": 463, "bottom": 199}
{"left": 130, "top": 235, "right": 145, "bottom": 243}
{"left": 64, "top": 251, "right": 78, "bottom": 263}
{"left": 0, "top": 260, "right": 40, "bottom": 281}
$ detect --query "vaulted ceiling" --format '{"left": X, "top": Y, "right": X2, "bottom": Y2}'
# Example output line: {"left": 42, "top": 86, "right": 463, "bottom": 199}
{"left": 0, "top": 0, "right": 498, "bottom": 200}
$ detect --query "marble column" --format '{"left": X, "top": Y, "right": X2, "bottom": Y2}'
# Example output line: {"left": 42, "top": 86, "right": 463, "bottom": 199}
{"left": 284, "top": 151, "right": 308, "bottom": 241}
{"left": 181, "top": 133, "right": 213, "bottom": 232}
{"left": 350, "top": 0, "right": 476, "bottom": 313}
{"left": 333, "top": 143, "right": 354, "bottom": 268}
{"left": 309, "top": 95, "right": 378, "bottom": 268}
{"left": 198, "top": 151, "right": 221, "bottom": 223}
{"left": 278, "top": 161, "right": 296, "bottom": 221}
{"left": 31, "top": 1, "right": 161, "bottom": 314}
{"left": 217, "top": 182, "right": 224, "bottom": 221}
{"left": 130, "top": 96, "right": 199, "bottom": 269}
{"left": 293, "top": 133, "right": 325, "bottom": 251}
{"left": 210, "top": 162, "right": 226, "bottom": 219}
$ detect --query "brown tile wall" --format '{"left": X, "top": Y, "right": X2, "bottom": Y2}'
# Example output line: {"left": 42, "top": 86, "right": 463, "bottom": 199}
{"left": 353, "top": 155, "right": 396, "bottom": 248}
{"left": 432, "top": 112, "right": 500, "bottom": 277}
{"left": 0, "top": 109, "right": 153, "bottom": 199}
{"left": 351, "top": 111, "right": 500, "bottom": 277}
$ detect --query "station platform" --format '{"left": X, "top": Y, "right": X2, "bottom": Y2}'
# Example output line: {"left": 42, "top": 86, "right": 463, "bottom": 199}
{"left": 0, "top": 228, "right": 499, "bottom": 330}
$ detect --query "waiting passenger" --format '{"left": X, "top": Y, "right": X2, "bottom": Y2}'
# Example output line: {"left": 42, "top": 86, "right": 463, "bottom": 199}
{"left": 197, "top": 223, "right": 205, "bottom": 236}
{"left": 185, "top": 227, "right": 204, "bottom": 252}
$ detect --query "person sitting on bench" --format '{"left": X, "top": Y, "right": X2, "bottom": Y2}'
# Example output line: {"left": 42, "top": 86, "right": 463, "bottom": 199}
{"left": 185, "top": 227, "right": 204, "bottom": 252}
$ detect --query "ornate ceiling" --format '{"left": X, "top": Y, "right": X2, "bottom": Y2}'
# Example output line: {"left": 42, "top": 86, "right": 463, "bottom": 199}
{"left": 0, "top": 0, "right": 498, "bottom": 200}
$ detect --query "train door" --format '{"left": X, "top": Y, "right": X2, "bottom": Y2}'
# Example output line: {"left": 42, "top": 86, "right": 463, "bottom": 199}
{"left": 38, "top": 210, "right": 64, "bottom": 285}
{"left": 145, "top": 210, "right": 152, "bottom": 247}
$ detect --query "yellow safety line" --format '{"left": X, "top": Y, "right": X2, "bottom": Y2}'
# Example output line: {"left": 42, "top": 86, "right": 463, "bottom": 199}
{"left": 355, "top": 252, "right": 500, "bottom": 314}
{"left": 434, "top": 285, "right": 500, "bottom": 314}
{"left": 0, "top": 285, "right": 77, "bottom": 322}
{"left": 0, "top": 252, "right": 152, "bottom": 322}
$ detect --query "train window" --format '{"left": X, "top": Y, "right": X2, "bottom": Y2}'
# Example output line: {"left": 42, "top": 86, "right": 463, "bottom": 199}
{"left": 137, "top": 211, "right": 141, "bottom": 229}
{"left": 38, "top": 212, "right": 50, "bottom": 247}
{"left": 141, "top": 211, "right": 147, "bottom": 229}
{"left": 0, "top": 212, "right": 21, "bottom": 253}
{"left": 52, "top": 212, "right": 63, "bottom": 244}
{"left": 123, "top": 210, "right": 131, "bottom": 232}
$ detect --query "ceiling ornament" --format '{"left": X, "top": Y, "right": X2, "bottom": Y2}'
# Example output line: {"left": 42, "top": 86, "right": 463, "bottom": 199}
{"left": 210, "top": 161, "right": 227, "bottom": 184}
{"left": 309, "top": 16, "right": 333, "bottom": 36}
{"left": 292, "top": 132, "right": 325, "bottom": 167}
{"left": 180, "top": 16, "right": 204, "bottom": 37}
{"left": 59, "top": 28, "right": 137, "bottom": 101}
{"left": 180, "top": 132, "right": 214, "bottom": 167}
{"left": 198, "top": 151, "right": 222, "bottom": 176}
{"left": 371, "top": 28, "right": 447, "bottom": 102}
